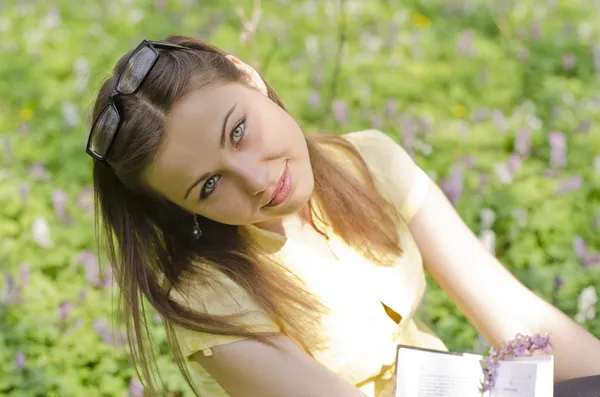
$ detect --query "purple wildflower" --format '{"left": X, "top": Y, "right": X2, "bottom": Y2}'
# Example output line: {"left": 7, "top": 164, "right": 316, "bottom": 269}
{"left": 384, "top": 100, "right": 398, "bottom": 120}
{"left": 19, "top": 123, "right": 31, "bottom": 135}
{"left": 3, "top": 274, "right": 19, "bottom": 303}
{"left": 113, "top": 330, "right": 129, "bottom": 348}
{"left": 6, "top": 274, "right": 16, "bottom": 291}
{"left": 52, "top": 189, "right": 71, "bottom": 224}
{"left": 457, "top": 120, "right": 469, "bottom": 136}
{"left": 93, "top": 318, "right": 112, "bottom": 344}
{"left": 76, "top": 251, "right": 100, "bottom": 286}
{"left": 129, "top": 379, "right": 144, "bottom": 397}
{"left": 456, "top": 30, "right": 475, "bottom": 56}
{"left": 480, "top": 333, "right": 553, "bottom": 392}
{"left": 307, "top": 90, "right": 320, "bottom": 109}
{"left": 154, "top": 313, "right": 162, "bottom": 324}
{"left": 103, "top": 266, "right": 114, "bottom": 288}
{"left": 592, "top": 45, "right": 600, "bottom": 74}
{"left": 371, "top": 115, "right": 383, "bottom": 130}
{"left": 30, "top": 162, "right": 50, "bottom": 182}
{"left": 19, "top": 263, "right": 30, "bottom": 286}
{"left": 549, "top": 131, "right": 567, "bottom": 168}
{"left": 507, "top": 154, "right": 521, "bottom": 176}
{"left": 478, "top": 69, "right": 489, "bottom": 84}
{"left": 3, "top": 136, "right": 11, "bottom": 163}
{"left": 583, "top": 254, "right": 600, "bottom": 268}
{"left": 472, "top": 107, "right": 489, "bottom": 123}
{"left": 15, "top": 353, "right": 26, "bottom": 370}
{"left": 514, "top": 127, "right": 532, "bottom": 157}
{"left": 19, "top": 182, "right": 30, "bottom": 204}
{"left": 563, "top": 22, "right": 575, "bottom": 38}
{"left": 572, "top": 236, "right": 588, "bottom": 262}
{"left": 491, "top": 110, "right": 508, "bottom": 132}
{"left": 518, "top": 47, "right": 530, "bottom": 61}
{"left": 562, "top": 54, "right": 576, "bottom": 71}
{"left": 476, "top": 174, "right": 489, "bottom": 194}
{"left": 531, "top": 21, "right": 542, "bottom": 41}
{"left": 77, "top": 186, "right": 94, "bottom": 216}
{"left": 397, "top": 118, "right": 416, "bottom": 155}
{"left": 556, "top": 175, "right": 583, "bottom": 195}
{"left": 332, "top": 100, "right": 348, "bottom": 125}
{"left": 553, "top": 275, "right": 565, "bottom": 305}
{"left": 58, "top": 301, "right": 74, "bottom": 322}
{"left": 516, "top": 27, "right": 527, "bottom": 40}
{"left": 311, "top": 64, "right": 324, "bottom": 86}
{"left": 578, "top": 119, "right": 592, "bottom": 133}
{"left": 441, "top": 166, "right": 465, "bottom": 204}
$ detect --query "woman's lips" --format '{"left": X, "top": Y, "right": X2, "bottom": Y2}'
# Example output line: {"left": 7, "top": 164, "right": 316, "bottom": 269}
{"left": 266, "top": 163, "right": 292, "bottom": 207}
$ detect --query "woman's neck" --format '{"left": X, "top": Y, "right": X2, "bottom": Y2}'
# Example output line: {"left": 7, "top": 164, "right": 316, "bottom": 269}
{"left": 253, "top": 203, "right": 313, "bottom": 237}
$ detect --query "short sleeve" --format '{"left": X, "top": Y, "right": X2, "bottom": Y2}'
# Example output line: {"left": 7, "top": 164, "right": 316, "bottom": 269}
{"left": 170, "top": 269, "right": 280, "bottom": 359}
{"left": 344, "top": 129, "right": 429, "bottom": 223}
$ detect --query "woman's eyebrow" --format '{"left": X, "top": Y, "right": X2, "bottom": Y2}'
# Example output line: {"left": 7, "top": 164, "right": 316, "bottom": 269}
{"left": 184, "top": 171, "right": 210, "bottom": 200}
{"left": 219, "top": 102, "right": 237, "bottom": 148}
{"left": 183, "top": 102, "right": 238, "bottom": 200}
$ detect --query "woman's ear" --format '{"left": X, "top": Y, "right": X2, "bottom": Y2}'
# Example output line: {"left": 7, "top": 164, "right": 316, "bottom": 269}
{"left": 225, "top": 55, "right": 268, "bottom": 96}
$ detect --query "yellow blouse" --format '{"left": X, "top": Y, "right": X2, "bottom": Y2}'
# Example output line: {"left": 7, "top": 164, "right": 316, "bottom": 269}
{"left": 172, "top": 129, "right": 448, "bottom": 397}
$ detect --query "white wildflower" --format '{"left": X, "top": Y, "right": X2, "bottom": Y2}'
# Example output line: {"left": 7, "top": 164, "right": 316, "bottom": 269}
{"left": 127, "top": 9, "right": 145, "bottom": 25}
{"left": 494, "top": 162, "right": 513, "bottom": 185}
{"left": 42, "top": 7, "right": 61, "bottom": 29}
{"left": 73, "top": 57, "right": 89, "bottom": 94}
{"left": 479, "top": 230, "right": 496, "bottom": 255}
{"left": 62, "top": 103, "right": 78, "bottom": 128}
{"left": 305, "top": 36, "right": 319, "bottom": 61}
{"left": 0, "top": 17, "right": 11, "bottom": 32}
{"left": 575, "top": 286, "right": 597, "bottom": 323}
{"left": 578, "top": 21, "right": 594, "bottom": 41}
{"left": 480, "top": 208, "right": 496, "bottom": 230}
{"left": 32, "top": 217, "right": 53, "bottom": 248}
{"left": 593, "top": 156, "right": 600, "bottom": 176}
{"left": 512, "top": 208, "right": 528, "bottom": 228}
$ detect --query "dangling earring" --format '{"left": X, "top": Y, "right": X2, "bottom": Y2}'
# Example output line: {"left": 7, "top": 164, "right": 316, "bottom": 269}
{"left": 192, "top": 214, "right": 203, "bottom": 239}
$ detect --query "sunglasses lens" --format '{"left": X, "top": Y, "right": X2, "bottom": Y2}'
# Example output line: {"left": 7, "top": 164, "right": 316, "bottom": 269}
{"left": 89, "top": 105, "right": 120, "bottom": 159}
{"left": 117, "top": 46, "right": 157, "bottom": 94}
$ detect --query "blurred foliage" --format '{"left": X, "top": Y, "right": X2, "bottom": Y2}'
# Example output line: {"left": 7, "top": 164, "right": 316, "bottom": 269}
{"left": 1, "top": 0, "right": 600, "bottom": 395}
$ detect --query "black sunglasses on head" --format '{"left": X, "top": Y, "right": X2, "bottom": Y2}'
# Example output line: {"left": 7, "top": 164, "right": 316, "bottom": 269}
{"left": 86, "top": 40, "right": 186, "bottom": 162}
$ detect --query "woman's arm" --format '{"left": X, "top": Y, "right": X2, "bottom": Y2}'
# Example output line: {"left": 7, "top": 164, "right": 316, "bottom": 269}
{"left": 408, "top": 177, "right": 600, "bottom": 382}
{"left": 191, "top": 334, "right": 369, "bottom": 397}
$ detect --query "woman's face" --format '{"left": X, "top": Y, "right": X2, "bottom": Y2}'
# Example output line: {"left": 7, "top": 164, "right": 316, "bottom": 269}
{"left": 145, "top": 82, "right": 314, "bottom": 228}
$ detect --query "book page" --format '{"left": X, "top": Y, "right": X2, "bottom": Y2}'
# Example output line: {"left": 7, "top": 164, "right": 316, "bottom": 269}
{"left": 394, "top": 346, "right": 484, "bottom": 397}
{"left": 490, "top": 361, "right": 537, "bottom": 397}
{"left": 491, "top": 356, "right": 554, "bottom": 397}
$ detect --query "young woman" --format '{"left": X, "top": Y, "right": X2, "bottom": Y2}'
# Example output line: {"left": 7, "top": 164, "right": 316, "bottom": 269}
{"left": 86, "top": 36, "right": 600, "bottom": 397}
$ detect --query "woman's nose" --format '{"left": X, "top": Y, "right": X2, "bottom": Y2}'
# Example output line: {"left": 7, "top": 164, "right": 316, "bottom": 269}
{"left": 228, "top": 156, "right": 269, "bottom": 195}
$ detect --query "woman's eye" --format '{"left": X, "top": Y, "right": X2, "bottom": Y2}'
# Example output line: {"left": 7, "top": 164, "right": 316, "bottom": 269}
{"left": 231, "top": 119, "right": 246, "bottom": 144}
{"left": 200, "top": 175, "right": 220, "bottom": 199}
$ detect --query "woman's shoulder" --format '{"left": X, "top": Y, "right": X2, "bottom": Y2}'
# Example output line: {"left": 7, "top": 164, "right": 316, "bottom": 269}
{"left": 341, "top": 129, "right": 400, "bottom": 152}
{"left": 337, "top": 129, "right": 426, "bottom": 224}
{"left": 338, "top": 129, "right": 417, "bottom": 179}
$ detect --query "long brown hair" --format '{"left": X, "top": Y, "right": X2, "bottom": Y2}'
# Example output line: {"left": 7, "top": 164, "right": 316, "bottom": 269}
{"left": 90, "top": 35, "right": 402, "bottom": 395}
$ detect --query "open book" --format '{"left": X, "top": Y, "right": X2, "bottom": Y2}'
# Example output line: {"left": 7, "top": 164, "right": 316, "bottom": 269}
{"left": 393, "top": 345, "right": 554, "bottom": 397}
